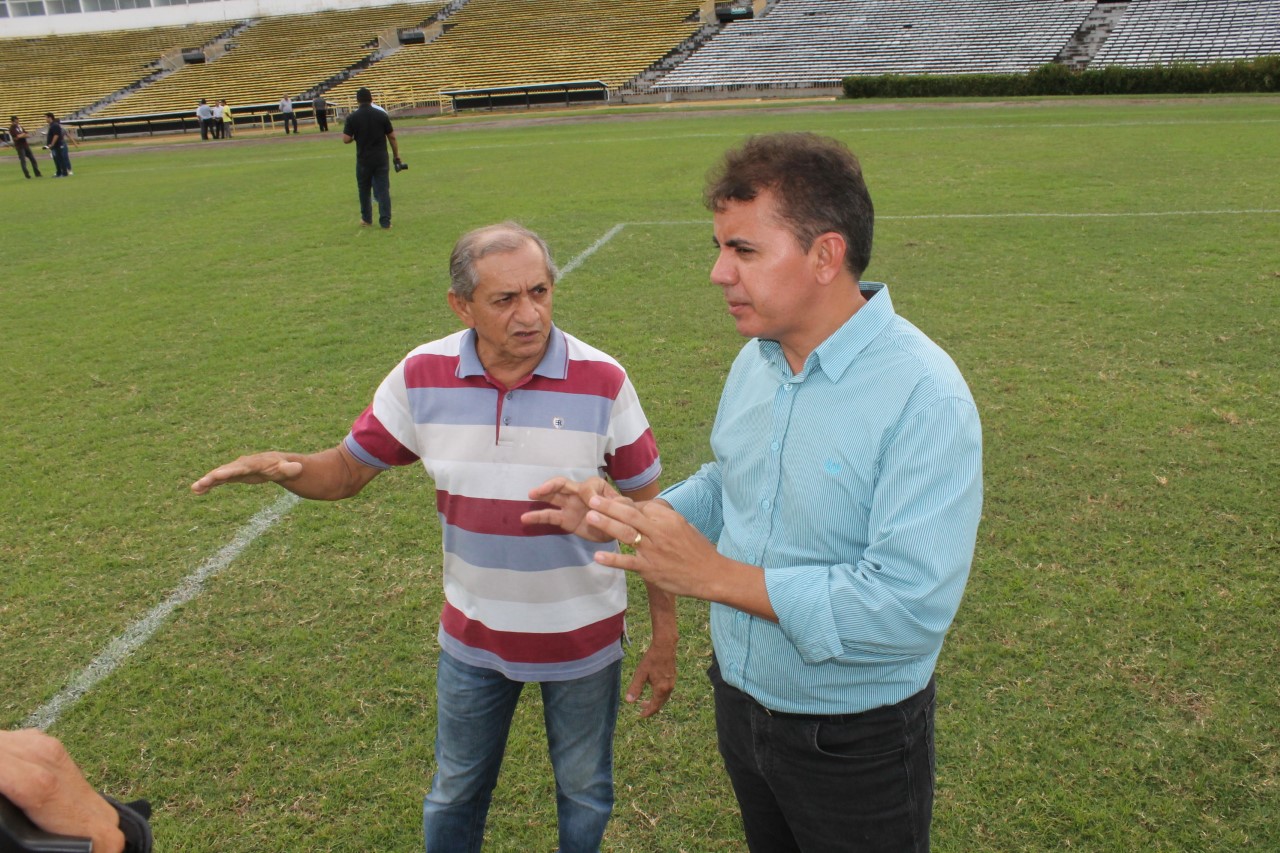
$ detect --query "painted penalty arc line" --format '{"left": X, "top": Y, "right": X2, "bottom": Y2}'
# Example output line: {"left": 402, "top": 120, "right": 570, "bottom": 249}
{"left": 22, "top": 226, "right": 631, "bottom": 732}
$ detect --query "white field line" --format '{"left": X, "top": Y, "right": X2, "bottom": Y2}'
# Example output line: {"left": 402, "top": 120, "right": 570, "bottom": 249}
{"left": 880, "top": 209, "right": 1280, "bottom": 220}
{"left": 559, "top": 223, "right": 626, "bottom": 276}
{"left": 24, "top": 492, "right": 301, "bottom": 731}
{"left": 627, "top": 208, "right": 1280, "bottom": 227}
{"left": 24, "top": 227, "right": 629, "bottom": 731}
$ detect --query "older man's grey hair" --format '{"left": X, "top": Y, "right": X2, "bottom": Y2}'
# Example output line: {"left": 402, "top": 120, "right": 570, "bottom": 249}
{"left": 449, "top": 222, "right": 558, "bottom": 300}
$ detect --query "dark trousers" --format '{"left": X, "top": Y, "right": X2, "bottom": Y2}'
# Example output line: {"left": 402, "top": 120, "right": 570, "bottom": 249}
{"left": 281, "top": 112, "right": 297, "bottom": 133}
{"left": 199, "top": 118, "right": 209, "bottom": 140}
{"left": 710, "top": 660, "right": 936, "bottom": 853}
{"left": 315, "top": 109, "right": 328, "bottom": 131}
{"left": 356, "top": 159, "right": 391, "bottom": 228}
{"left": 16, "top": 144, "right": 40, "bottom": 177}
{"left": 52, "top": 144, "right": 71, "bottom": 176}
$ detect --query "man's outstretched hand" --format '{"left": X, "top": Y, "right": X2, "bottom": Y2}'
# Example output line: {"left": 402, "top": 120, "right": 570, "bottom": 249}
{"left": 190, "top": 452, "right": 303, "bottom": 495}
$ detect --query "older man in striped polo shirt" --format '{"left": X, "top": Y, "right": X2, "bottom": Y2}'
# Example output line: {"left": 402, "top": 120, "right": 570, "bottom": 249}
{"left": 192, "top": 222, "right": 676, "bottom": 853}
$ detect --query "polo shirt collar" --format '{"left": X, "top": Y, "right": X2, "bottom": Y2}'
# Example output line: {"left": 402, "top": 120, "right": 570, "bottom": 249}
{"left": 757, "top": 283, "right": 894, "bottom": 381}
{"left": 456, "top": 325, "right": 569, "bottom": 381}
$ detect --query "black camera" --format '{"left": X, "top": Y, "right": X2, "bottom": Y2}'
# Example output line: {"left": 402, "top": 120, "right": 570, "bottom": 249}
{"left": 394, "top": 159, "right": 408, "bottom": 173}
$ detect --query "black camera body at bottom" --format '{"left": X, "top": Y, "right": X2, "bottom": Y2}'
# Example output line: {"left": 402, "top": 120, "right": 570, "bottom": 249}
{"left": 394, "top": 159, "right": 408, "bottom": 173}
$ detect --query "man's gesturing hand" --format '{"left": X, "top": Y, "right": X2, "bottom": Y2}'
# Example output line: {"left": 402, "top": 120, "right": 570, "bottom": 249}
{"left": 190, "top": 452, "right": 303, "bottom": 494}
{"left": 521, "top": 476, "right": 628, "bottom": 542}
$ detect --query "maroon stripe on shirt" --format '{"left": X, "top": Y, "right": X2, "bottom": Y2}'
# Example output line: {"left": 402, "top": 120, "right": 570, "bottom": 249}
{"left": 437, "top": 490, "right": 563, "bottom": 537}
{"left": 440, "top": 602, "right": 624, "bottom": 663}
{"left": 349, "top": 406, "right": 419, "bottom": 466}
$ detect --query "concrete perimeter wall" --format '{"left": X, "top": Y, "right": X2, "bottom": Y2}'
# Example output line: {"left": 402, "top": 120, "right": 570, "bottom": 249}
{"left": 1, "top": 0, "right": 410, "bottom": 38}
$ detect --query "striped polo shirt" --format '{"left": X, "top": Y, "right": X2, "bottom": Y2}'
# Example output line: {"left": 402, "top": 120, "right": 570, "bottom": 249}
{"left": 661, "top": 284, "right": 983, "bottom": 714}
{"left": 344, "top": 326, "right": 661, "bottom": 681}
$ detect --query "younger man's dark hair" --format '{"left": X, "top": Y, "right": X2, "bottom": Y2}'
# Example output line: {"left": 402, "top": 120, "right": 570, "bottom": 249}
{"left": 705, "top": 132, "right": 874, "bottom": 278}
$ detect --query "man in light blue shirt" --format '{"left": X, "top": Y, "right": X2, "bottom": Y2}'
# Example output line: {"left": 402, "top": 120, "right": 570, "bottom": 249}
{"left": 525, "top": 132, "right": 982, "bottom": 852}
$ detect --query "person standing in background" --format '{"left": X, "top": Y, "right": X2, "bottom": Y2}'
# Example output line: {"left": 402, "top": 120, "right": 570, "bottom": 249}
{"left": 312, "top": 94, "right": 328, "bottom": 131}
{"left": 195, "top": 98, "right": 213, "bottom": 140}
{"left": 44, "top": 112, "right": 71, "bottom": 177}
{"left": 8, "top": 115, "right": 42, "bottom": 178}
{"left": 278, "top": 95, "right": 297, "bottom": 134}
{"left": 341, "top": 86, "right": 400, "bottom": 229}
{"left": 220, "top": 100, "right": 233, "bottom": 138}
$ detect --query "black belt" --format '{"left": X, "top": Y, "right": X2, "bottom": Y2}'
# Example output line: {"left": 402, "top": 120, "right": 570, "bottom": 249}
{"left": 758, "top": 704, "right": 868, "bottom": 724}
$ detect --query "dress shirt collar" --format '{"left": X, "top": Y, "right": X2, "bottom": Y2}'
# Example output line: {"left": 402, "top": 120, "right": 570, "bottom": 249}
{"left": 756, "top": 282, "right": 893, "bottom": 381}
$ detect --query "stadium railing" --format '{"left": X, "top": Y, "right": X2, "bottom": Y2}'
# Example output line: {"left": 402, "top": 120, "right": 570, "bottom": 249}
{"left": 69, "top": 102, "right": 325, "bottom": 139}
{"left": 440, "top": 80, "right": 609, "bottom": 111}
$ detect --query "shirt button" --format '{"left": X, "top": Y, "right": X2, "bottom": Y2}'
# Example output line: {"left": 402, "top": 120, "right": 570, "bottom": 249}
{"left": 503, "top": 417, "right": 510, "bottom": 425}
{"left": 736, "top": 611, "right": 748, "bottom": 623}
{"left": 770, "top": 441, "right": 780, "bottom": 452}
{"left": 506, "top": 392, "right": 514, "bottom": 400}
{"left": 784, "top": 383, "right": 793, "bottom": 392}
{"left": 760, "top": 499, "right": 770, "bottom": 510}
{"left": 729, "top": 663, "right": 741, "bottom": 676}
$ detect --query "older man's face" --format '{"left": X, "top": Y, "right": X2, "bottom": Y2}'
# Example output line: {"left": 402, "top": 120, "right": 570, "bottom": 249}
{"left": 448, "top": 239, "right": 555, "bottom": 383}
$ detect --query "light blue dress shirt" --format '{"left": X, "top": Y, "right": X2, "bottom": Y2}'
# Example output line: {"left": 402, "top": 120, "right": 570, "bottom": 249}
{"left": 661, "top": 284, "right": 983, "bottom": 714}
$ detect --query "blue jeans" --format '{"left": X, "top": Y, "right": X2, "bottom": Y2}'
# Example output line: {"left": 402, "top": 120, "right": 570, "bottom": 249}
{"left": 423, "top": 649, "right": 621, "bottom": 853}
{"left": 710, "top": 660, "right": 936, "bottom": 852}
{"left": 53, "top": 144, "right": 71, "bottom": 176}
{"left": 356, "top": 159, "right": 391, "bottom": 228}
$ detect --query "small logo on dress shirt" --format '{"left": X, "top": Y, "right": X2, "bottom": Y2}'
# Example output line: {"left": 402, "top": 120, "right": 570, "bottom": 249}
{"left": 823, "top": 458, "right": 842, "bottom": 475}
{"left": 552, "top": 417, "right": 565, "bottom": 429}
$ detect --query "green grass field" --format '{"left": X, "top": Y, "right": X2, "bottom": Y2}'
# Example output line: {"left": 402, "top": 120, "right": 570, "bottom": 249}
{"left": 2, "top": 96, "right": 1277, "bottom": 851}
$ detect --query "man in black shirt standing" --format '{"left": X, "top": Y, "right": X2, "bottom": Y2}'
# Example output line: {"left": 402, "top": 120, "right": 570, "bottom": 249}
{"left": 342, "top": 87, "right": 401, "bottom": 230}
{"left": 44, "top": 113, "right": 71, "bottom": 177}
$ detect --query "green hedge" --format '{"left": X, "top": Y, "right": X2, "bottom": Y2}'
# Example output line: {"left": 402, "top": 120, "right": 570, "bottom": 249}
{"left": 842, "top": 55, "right": 1280, "bottom": 98}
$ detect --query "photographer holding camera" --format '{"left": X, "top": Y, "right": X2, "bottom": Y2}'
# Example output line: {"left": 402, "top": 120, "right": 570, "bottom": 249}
{"left": 0, "top": 729, "right": 152, "bottom": 853}
{"left": 342, "top": 87, "right": 402, "bottom": 230}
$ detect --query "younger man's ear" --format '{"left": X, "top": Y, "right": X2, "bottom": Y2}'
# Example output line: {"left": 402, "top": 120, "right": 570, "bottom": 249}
{"left": 811, "top": 232, "right": 849, "bottom": 284}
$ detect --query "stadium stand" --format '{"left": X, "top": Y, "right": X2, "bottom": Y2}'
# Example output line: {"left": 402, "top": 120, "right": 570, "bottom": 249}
{"left": 1091, "top": 0, "right": 1280, "bottom": 67}
{"left": 322, "top": 0, "right": 702, "bottom": 110}
{"left": 0, "top": 22, "right": 229, "bottom": 124}
{"left": 94, "top": 2, "right": 447, "bottom": 119}
{"left": 653, "top": 0, "right": 1098, "bottom": 91}
{"left": 4, "top": 0, "right": 1280, "bottom": 130}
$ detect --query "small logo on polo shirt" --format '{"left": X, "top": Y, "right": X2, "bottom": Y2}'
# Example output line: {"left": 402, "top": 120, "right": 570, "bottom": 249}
{"left": 553, "top": 417, "right": 565, "bottom": 429}
{"left": 823, "top": 458, "right": 842, "bottom": 475}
